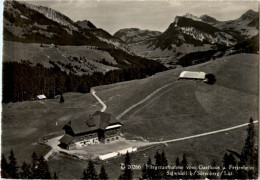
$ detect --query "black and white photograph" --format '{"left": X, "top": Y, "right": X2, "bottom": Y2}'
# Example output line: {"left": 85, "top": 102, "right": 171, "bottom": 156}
{"left": 1, "top": 0, "right": 259, "bottom": 179}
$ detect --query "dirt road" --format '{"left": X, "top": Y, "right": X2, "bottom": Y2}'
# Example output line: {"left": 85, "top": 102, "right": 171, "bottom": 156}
{"left": 148, "top": 120, "right": 259, "bottom": 146}
{"left": 116, "top": 81, "right": 177, "bottom": 119}
{"left": 91, "top": 89, "right": 107, "bottom": 112}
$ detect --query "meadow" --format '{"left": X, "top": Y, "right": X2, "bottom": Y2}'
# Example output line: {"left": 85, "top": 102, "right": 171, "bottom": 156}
{"left": 2, "top": 53, "right": 258, "bottom": 179}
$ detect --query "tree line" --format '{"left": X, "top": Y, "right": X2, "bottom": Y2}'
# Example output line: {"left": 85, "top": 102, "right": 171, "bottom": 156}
{"left": 3, "top": 59, "right": 166, "bottom": 103}
{"left": 1, "top": 151, "right": 55, "bottom": 179}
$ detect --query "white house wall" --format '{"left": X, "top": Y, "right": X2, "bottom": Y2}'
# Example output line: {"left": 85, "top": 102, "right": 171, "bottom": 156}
{"left": 99, "top": 147, "right": 138, "bottom": 160}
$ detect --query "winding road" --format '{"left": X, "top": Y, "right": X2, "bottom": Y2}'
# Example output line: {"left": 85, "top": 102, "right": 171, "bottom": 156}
{"left": 91, "top": 88, "right": 107, "bottom": 112}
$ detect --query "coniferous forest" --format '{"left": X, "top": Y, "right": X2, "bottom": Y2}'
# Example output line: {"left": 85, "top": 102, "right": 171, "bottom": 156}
{"left": 3, "top": 57, "right": 167, "bottom": 103}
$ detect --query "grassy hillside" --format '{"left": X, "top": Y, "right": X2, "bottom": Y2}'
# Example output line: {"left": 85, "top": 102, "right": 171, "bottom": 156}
{"left": 94, "top": 53, "right": 258, "bottom": 137}
{"left": 93, "top": 53, "right": 258, "bottom": 178}
{"left": 2, "top": 53, "right": 258, "bottom": 178}
{"left": 2, "top": 93, "right": 101, "bottom": 163}
{"left": 3, "top": 40, "right": 167, "bottom": 103}
{"left": 3, "top": 41, "right": 118, "bottom": 75}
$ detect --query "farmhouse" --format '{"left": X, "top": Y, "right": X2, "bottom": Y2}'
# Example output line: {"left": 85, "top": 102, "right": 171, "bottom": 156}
{"left": 178, "top": 71, "right": 206, "bottom": 81}
{"left": 59, "top": 111, "right": 122, "bottom": 150}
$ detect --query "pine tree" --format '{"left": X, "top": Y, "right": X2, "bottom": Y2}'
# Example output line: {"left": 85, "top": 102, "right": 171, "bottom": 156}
{"left": 153, "top": 150, "right": 162, "bottom": 179}
{"left": 83, "top": 160, "right": 97, "bottom": 179}
{"left": 221, "top": 153, "right": 236, "bottom": 179}
{"left": 141, "top": 157, "right": 150, "bottom": 179}
{"left": 60, "top": 94, "right": 64, "bottom": 103}
{"left": 141, "top": 156, "right": 154, "bottom": 179}
{"left": 119, "top": 151, "right": 133, "bottom": 179}
{"left": 141, "top": 163, "right": 149, "bottom": 180}
{"left": 174, "top": 156, "right": 180, "bottom": 179}
{"left": 1, "top": 154, "right": 10, "bottom": 178}
{"left": 53, "top": 172, "right": 58, "bottom": 179}
{"left": 154, "top": 150, "right": 162, "bottom": 166}
{"left": 37, "top": 155, "right": 51, "bottom": 179}
{"left": 228, "top": 153, "right": 237, "bottom": 178}
{"left": 180, "top": 154, "right": 188, "bottom": 170}
{"left": 222, "top": 153, "right": 230, "bottom": 179}
{"left": 239, "top": 117, "right": 258, "bottom": 179}
{"left": 161, "top": 151, "right": 168, "bottom": 177}
{"left": 82, "top": 169, "right": 87, "bottom": 179}
{"left": 146, "top": 157, "right": 154, "bottom": 179}
{"left": 31, "top": 151, "right": 38, "bottom": 178}
{"left": 8, "top": 150, "right": 19, "bottom": 178}
{"left": 222, "top": 153, "right": 229, "bottom": 169}
{"left": 180, "top": 154, "right": 188, "bottom": 179}
{"left": 99, "top": 165, "right": 108, "bottom": 179}
{"left": 161, "top": 151, "right": 168, "bottom": 166}
{"left": 175, "top": 156, "right": 180, "bottom": 166}
{"left": 20, "top": 161, "right": 32, "bottom": 179}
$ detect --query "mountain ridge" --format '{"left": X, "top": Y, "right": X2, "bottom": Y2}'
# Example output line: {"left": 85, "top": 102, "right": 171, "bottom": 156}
{"left": 114, "top": 10, "right": 258, "bottom": 66}
{"left": 3, "top": 0, "right": 166, "bottom": 77}
{"left": 4, "top": 0, "right": 258, "bottom": 68}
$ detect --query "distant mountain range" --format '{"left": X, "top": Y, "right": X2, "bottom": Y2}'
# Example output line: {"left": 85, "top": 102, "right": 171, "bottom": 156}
{"left": 4, "top": 0, "right": 134, "bottom": 53}
{"left": 3, "top": 0, "right": 163, "bottom": 76}
{"left": 114, "top": 10, "right": 258, "bottom": 66}
{"left": 3, "top": 0, "right": 259, "bottom": 69}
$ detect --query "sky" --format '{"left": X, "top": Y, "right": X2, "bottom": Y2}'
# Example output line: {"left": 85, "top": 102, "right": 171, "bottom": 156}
{"left": 25, "top": 1, "right": 258, "bottom": 34}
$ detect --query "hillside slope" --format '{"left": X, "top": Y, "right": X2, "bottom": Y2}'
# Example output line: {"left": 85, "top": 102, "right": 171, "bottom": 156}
{"left": 3, "top": 0, "right": 132, "bottom": 53}
{"left": 2, "top": 53, "right": 258, "bottom": 179}
{"left": 3, "top": 41, "right": 118, "bottom": 75}
{"left": 3, "top": 0, "right": 166, "bottom": 77}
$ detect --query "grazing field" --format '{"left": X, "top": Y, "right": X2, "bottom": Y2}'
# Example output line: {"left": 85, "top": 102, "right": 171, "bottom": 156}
{"left": 2, "top": 92, "right": 101, "bottom": 163}
{"left": 3, "top": 41, "right": 118, "bottom": 75}
{"left": 2, "top": 53, "right": 258, "bottom": 179}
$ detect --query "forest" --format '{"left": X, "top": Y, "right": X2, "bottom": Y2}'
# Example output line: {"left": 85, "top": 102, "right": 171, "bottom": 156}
{"left": 2, "top": 58, "right": 167, "bottom": 103}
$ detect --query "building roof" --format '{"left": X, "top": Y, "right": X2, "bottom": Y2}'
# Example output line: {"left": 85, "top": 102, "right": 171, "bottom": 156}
{"left": 63, "top": 111, "right": 121, "bottom": 135}
{"left": 179, "top": 71, "right": 206, "bottom": 80}
{"left": 37, "top": 94, "right": 46, "bottom": 100}
{"left": 59, "top": 134, "right": 74, "bottom": 145}
{"left": 105, "top": 124, "right": 122, "bottom": 130}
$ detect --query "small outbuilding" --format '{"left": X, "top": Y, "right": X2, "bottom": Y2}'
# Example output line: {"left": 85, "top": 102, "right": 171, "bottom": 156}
{"left": 178, "top": 71, "right": 216, "bottom": 84}
{"left": 178, "top": 71, "right": 206, "bottom": 81}
{"left": 37, "top": 94, "right": 47, "bottom": 100}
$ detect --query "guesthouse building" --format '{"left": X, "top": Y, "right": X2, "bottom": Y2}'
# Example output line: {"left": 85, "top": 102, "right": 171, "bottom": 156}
{"left": 59, "top": 111, "right": 122, "bottom": 150}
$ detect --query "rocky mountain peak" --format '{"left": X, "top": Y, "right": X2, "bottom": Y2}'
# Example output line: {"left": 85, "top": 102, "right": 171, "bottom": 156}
{"left": 183, "top": 13, "right": 201, "bottom": 21}
{"left": 76, "top": 20, "right": 96, "bottom": 29}
{"left": 15, "top": 0, "right": 79, "bottom": 31}
{"left": 240, "top": 9, "right": 258, "bottom": 20}
{"left": 200, "top": 15, "right": 218, "bottom": 24}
